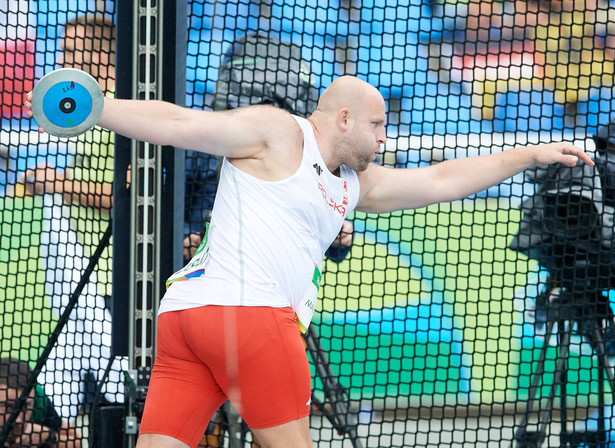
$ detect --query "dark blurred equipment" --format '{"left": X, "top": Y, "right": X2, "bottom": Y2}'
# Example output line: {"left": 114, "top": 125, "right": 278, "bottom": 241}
{"left": 213, "top": 31, "right": 319, "bottom": 116}
{"left": 509, "top": 134, "right": 615, "bottom": 448}
{"left": 509, "top": 158, "right": 615, "bottom": 281}
{"left": 512, "top": 283, "right": 615, "bottom": 448}
{"left": 119, "top": 367, "right": 150, "bottom": 448}
{"left": 90, "top": 403, "right": 125, "bottom": 448}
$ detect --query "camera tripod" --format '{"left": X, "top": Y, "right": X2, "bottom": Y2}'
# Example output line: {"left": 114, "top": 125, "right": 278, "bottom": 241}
{"left": 305, "top": 324, "right": 363, "bottom": 448}
{"left": 512, "top": 285, "right": 615, "bottom": 448}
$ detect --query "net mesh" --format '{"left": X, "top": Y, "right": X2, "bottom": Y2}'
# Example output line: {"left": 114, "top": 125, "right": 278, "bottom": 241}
{"left": 187, "top": 0, "right": 615, "bottom": 446}
{"left": 0, "top": 2, "right": 121, "bottom": 447}
{"left": 2, "top": 0, "right": 615, "bottom": 447}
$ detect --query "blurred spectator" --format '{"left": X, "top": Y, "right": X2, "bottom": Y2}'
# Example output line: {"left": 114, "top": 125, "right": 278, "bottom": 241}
{"left": 0, "top": 357, "right": 81, "bottom": 447}
{"left": 529, "top": 0, "right": 615, "bottom": 108}
{"left": 448, "top": 0, "right": 615, "bottom": 121}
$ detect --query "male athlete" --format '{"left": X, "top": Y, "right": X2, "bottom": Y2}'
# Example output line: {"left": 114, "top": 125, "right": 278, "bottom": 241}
{"left": 25, "top": 75, "right": 594, "bottom": 448}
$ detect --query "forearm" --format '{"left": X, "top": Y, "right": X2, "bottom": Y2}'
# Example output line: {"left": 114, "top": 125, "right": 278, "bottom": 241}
{"left": 10, "top": 422, "right": 80, "bottom": 448}
{"left": 37, "top": 175, "right": 113, "bottom": 210}
{"left": 29, "top": 91, "right": 256, "bottom": 157}
{"left": 428, "top": 146, "right": 536, "bottom": 201}
{"left": 98, "top": 97, "right": 190, "bottom": 148}
{"left": 360, "top": 147, "right": 534, "bottom": 213}
{"left": 428, "top": 141, "right": 589, "bottom": 202}
{"left": 23, "top": 166, "right": 113, "bottom": 210}
{"left": 57, "top": 180, "right": 113, "bottom": 210}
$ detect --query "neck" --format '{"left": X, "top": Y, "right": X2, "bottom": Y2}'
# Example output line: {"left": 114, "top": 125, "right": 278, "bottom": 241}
{"left": 308, "top": 114, "right": 341, "bottom": 175}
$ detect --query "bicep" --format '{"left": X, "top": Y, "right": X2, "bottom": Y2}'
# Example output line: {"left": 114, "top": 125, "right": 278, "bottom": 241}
{"left": 356, "top": 164, "right": 448, "bottom": 213}
{"left": 175, "top": 107, "right": 272, "bottom": 159}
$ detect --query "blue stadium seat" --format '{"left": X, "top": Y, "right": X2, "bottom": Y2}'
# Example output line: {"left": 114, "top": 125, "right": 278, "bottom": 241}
{"left": 492, "top": 90, "right": 566, "bottom": 133}
{"left": 187, "top": 28, "right": 248, "bottom": 98}
{"left": 189, "top": 1, "right": 217, "bottom": 31}
{"left": 272, "top": 0, "right": 340, "bottom": 36}
{"left": 209, "top": 0, "right": 261, "bottom": 32}
{"left": 580, "top": 86, "right": 615, "bottom": 135}
{"left": 187, "top": 0, "right": 439, "bottom": 99}
{"left": 362, "top": 0, "right": 433, "bottom": 37}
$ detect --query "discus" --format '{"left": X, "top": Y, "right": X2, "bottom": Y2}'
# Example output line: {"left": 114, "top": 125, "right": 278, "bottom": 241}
{"left": 31, "top": 68, "right": 104, "bottom": 138}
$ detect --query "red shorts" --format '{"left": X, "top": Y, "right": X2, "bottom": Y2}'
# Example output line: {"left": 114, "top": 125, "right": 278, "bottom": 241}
{"left": 138, "top": 305, "right": 311, "bottom": 447}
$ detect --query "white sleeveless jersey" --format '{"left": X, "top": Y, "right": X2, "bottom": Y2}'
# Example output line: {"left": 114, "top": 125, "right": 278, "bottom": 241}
{"left": 159, "top": 116, "right": 360, "bottom": 327}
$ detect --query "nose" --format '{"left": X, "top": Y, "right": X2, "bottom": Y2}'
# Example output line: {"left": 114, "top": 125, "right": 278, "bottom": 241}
{"left": 377, "top": 128, "right": 387, "bottom": 145}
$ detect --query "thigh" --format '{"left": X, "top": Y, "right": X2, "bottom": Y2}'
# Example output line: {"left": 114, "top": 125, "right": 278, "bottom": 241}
{"left": 139, "top": 311, "right": 226, "bottom": 448}
{"left": 251, "top": 416, "right": 312, "bottom": 448}
{"left": 178, "top": 306, "right": 312, "bottom": 430}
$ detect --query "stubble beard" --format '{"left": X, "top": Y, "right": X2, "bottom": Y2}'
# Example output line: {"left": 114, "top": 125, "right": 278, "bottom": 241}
{"left": 335, "top": 133, "right": 374, "bottom": 172}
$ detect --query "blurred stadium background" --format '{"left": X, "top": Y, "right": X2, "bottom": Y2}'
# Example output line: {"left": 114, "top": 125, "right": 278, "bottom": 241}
{"left": 3, "top": 0, "right": 615, "bottom": 447}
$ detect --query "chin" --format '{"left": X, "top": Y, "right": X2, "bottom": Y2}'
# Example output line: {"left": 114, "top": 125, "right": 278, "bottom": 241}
{"left": 355, "top": 162, "right": 371, "bottom": 172}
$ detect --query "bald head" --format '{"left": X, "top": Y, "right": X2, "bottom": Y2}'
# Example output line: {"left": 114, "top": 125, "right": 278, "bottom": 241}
{"left": 316, "top": 76, "right": 383, "bottom": 115}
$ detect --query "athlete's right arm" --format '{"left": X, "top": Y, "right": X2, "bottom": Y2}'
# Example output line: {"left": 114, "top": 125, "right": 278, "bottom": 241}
{"left": 97, "top": 97, "right": 280, "bottom": 159}
{"left": 25, "top": 92, "right": 290, "bottom": 161}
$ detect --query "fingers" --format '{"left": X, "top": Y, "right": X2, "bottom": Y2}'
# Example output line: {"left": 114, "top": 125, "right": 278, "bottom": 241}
{"left": 564, "top": 155, "right": 579, "bottom": 167}
{"left": 23, "top": 92, "right": 32, "bottom": 111}
{"left": 16, "top": 169, "right": 37, "bottom": 195}
{"left": 10, "top": 422, "right": 49, "bottom": 446}
{"left": 339, "top": 232, "right": 353, "bottom": 247}
{"left": 569, "top": 147, "right": 594, "bottom": 166}
{"left": 16, "top": 165, "right": 60, "bottom": 196}
{"left": 329, "top": 220, "right": 354, "bottom": 248}
{"left": 23, "top": 92, "right": 45, "bottom": 131}
{"left": 341, "top": 220, "right": 354, "bottom": 233}
{"left": 183, "top": 233, "right": 203, "bottom": 260}
{"left": 331, "top": 230, "right": 353, "bottom": 248}
{"left": 536, "top": 143, "right": 595, "bottom": 168}
{"left": 24, "top": 102, "right": 33, "bottom": 119}
{"left": 341, "top": 238, "right": 352, "bottom": 248}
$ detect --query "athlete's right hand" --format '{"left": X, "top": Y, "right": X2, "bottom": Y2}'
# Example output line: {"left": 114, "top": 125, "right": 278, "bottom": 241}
{"left": 23, "top": 91, "right": 46, "bottom": 133}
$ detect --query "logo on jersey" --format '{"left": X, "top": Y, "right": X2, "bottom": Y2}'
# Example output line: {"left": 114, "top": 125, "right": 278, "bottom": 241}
{"left": 317, "top": 181, "right": 349, "bottom": 215}
{"left": 313, "top": 163, "right": 323, "bottom": 176}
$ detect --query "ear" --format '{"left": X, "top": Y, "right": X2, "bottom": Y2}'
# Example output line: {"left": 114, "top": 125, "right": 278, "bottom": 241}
{"left": 336, "top": 108, "right": 350, "bottom": 132}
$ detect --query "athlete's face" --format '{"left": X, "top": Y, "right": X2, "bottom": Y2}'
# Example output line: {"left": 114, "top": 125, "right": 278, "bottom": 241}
{"left": 342, "top": 95, "right": 387, "bottom": 172}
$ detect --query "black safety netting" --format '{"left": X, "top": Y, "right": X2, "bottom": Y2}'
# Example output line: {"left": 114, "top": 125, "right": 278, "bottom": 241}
{"left": 1, "top": 2, "right": 123, "bottom": 447}
{"left": 3, "top": 0, "right": 615, "bottom": 447}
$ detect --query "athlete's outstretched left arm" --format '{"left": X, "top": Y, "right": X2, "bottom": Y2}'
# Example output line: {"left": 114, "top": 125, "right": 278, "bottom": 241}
{"left": 356, "top": 142, "right": 594, "bottom": 214}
